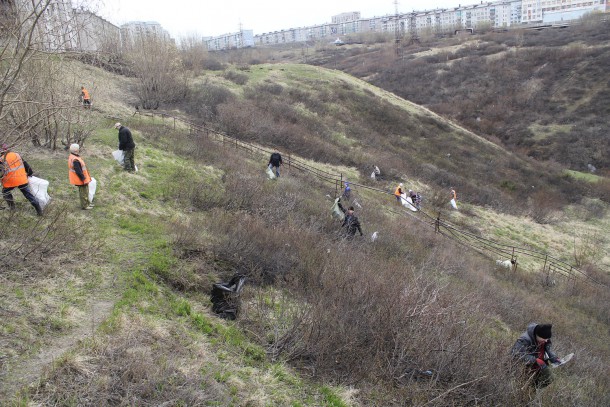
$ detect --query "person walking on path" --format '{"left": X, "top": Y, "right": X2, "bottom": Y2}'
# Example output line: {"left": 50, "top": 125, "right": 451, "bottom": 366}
{"left": 337, "top": 200, "right": 363, "bottom": 238}
{"left": 511, "top": 323, "right": 562, "bottom": 388}
{"left": 342, "top": 180, "right": 351, "bottom": 200}
{"left": 81, "top": 86, "right": 91, "bottom": 109}
{"left": 68, "top": 144, "right": 93, "bottom": 210}
{"left": 115, "top": 123, "right": 136, "bottom": 172}
{"left": 1, "top": 144, "right": 43, "bottom": 216}
{"left": 268, "top": 150, "right": 283, "bottom": 178}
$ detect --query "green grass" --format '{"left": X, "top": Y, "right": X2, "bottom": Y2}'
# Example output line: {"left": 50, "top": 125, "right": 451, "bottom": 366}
{"left": 565, "top": 169, "right": 604, "bottom": 183}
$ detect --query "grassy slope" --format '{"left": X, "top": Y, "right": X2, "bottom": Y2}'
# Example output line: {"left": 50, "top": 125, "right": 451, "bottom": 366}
{"left": 0, "top": 59, "right": 608, "bottom": 405}
{"left": 0, "top": 68, "right": 351, "bottom": 406}
{"left": 308, "top": 19, "right": 610, "bottom": 173}
{"left": 198, "top": 63, "right": 610, "bottom": 271}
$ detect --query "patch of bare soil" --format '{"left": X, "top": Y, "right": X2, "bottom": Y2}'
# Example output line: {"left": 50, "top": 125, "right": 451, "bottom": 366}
{"left": 0, "top": 299, "right": 114, "bottom": 400}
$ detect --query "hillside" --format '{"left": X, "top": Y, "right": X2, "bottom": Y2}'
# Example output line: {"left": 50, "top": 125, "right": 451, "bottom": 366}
{"left": 1, "top": 59, "right": 609, "bottom": 406}
{"left": 303, "top": 16, "right": 610, "bottom": 176}
{"left": 179, "top": 62, "right": 607, "bottom": 218}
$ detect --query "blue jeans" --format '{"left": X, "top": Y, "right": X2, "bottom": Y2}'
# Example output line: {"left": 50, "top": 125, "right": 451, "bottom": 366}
{"left": 2, "top": 184, "right": 43, "bottom": 215}
{"left": 269, "top": 164, "right": 280, "bottom": 177}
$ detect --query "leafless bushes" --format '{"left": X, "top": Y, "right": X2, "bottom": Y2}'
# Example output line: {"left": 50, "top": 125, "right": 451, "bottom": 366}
{"left": 125, "top": 36, "right": 188, "bottom": 110}
{"left": 0, "top": 204, "right": 97, "bottom": 278}
{"left": 223, "top": 69, "right": 249, "bottom": 85}
{"left": 527, "top": 189, "right": 562, "bottom": 224}
{"left": 1, "top": 1, "right": 92, "bottom": 150}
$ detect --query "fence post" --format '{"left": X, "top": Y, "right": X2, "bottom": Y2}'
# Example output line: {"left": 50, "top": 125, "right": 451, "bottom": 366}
{"left": 542, "top": 254, "right": 548, "bottom": 274}
{"left": 511, "top": 247, "right": 517, "bottom": 272}
{"left": 435, "top": 213, "right": 440, "bottom": 233}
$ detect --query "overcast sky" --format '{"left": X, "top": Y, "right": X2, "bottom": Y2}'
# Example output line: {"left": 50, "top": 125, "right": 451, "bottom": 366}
{"left": 95, "top": 0, "right": 464, "bottom": 39}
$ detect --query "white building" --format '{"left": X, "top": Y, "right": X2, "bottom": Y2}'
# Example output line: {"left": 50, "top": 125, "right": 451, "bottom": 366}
{"left": 120, "top": 21, "right": 172, "bottom": 49}
{"left": 248, "top": 0, "right": 606, "bottom": 48}
{"left": 522, "top": 0, "right": 607, "bottom": 23}
{"left": 332, "top": 12, "right": 361, "bottom": 24}
{"left": 73, "top": 9, "right": 120, "bottom": 53}
{"left": 205, "top": 29, "right": 254, "bottom": 51}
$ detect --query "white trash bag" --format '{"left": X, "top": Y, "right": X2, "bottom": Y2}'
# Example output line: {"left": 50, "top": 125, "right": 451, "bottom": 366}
{"left": 28, "top": 176, "right": 51, "bottom": 209}
{"left": 331, "top": 197, "right": 345, "bottom": 221}
{"left": 112, "top": 150, "right": 124, "bottom": 165}
{"left": 266, "top": 165, "right": 276, "bottom": 180}
{"left": 88, "top": 177, "right": 97, "bottom": 203}
{"left": 400, "top": 193, "right": 418, "bottom": 212}
{"left": 450, "top": 198, "right": 458, "bottom": 210}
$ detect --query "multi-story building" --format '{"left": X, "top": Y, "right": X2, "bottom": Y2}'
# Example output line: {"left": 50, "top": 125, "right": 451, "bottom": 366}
{"left": 204, "top": 29, "right": 254, "bottom": 51}
{"left": 249, "top": 0, "right": 606, "bottom": 48}
{"left": 332, "top": 12, "right": 361, "bottom": 24}
{"left": 120, "top": 21, "right": 172, "bottom": 49}
{"left": 9, "top": 0, "right": 78, "bottom": 51}
{"left": 522, "top": 0, "right": 607, "bottom": 23}
{"left": 72, "top": 9, "right": 120, "bottom": 53}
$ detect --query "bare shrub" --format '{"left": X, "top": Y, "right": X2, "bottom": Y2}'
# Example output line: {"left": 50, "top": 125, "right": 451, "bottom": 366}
{"left": 527, "top": 189, "right": 562, "bottom": 224}
{"left": 223, "top": 69, "right": 249, "bottom": 85}
{"left": 184, "top": 81, "right": 235, "bottom": 123}
{"left": 125, "top": 36, "right": 188, "bottom": 109}
{"left": 0, "top": 204, "right": 98, "bottom": 278}
{"left": 572, "top": 231, "right": 604, "bottom": 268}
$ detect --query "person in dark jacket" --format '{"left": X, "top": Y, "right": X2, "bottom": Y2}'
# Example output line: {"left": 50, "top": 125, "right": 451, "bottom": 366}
{"left": 1, "top": 144, "right": 43, "bottom": 215}
{"left": 268, "top": 151, "right": 282, "bottom": 177}
{"left": 511, "top": 323, "right": 561, "bottom": 387}
{"left": 114, "top": 122, "right": 136, "bottom": 172}
{"left": 337, "top": 200, "right": 363, "bottom": 238}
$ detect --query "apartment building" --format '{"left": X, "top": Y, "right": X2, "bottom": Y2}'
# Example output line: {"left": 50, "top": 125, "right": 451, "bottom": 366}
{"left": 73, "top": 9, "right": 120, "bottom": 53}
{"left": 120, "top": 21, "right": 172, "bottom": 49}
{"left": 250, "top": 0, "right": 605, "bottom": 48}
{"left": 521, "top": 0, "right": 607, "bottom": 23}
{"left": 204, "top": 30, "right": 254, "bottom": 51}
{"left": 332, "top": 12, "right": 361, "bottom": 24}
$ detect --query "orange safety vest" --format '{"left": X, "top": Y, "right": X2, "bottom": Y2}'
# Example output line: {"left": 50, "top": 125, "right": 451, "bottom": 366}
{"left": 81, "top": 88, "right": 90, "bottom": 100}
{"left": 1, "top": 151, "right": 28, "bottom": 188}
{"left": 451, "top": 189, "right": 457, "bottom": 200}
{"left": 68, "top": 154, "right": 91, "bottom": 186}
{"left": 394, "top": 185, "right": 403, "bottom": 197}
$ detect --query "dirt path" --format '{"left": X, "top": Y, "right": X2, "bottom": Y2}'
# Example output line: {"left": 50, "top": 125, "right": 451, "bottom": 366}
{"left": 0, "top": 299, "right": 114, "bottom": 400}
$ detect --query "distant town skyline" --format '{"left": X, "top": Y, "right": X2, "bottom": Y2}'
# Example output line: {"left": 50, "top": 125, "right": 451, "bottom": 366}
{"left": 96, "top": 0, "right": 462, "bottom": 39}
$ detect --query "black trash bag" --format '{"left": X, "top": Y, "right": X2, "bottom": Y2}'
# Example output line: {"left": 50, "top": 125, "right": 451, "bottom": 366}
{"left": 210, "top": 274, "right": 246, "bottom": 320}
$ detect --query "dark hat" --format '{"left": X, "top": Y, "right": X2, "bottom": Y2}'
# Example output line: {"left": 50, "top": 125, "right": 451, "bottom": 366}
{"left": 534, "top": 324, "right": 552, "bottom": 339}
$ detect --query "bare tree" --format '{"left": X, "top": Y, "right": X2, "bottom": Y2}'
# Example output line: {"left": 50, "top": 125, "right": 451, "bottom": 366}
{"left": 179, "top": 33, "right": 208, "bottom": 74}
{"left": 1, "top": 0, "right": 94, "bottom": 149}
{"left": 125, "top": 35, "right": 188, "bottom": 110}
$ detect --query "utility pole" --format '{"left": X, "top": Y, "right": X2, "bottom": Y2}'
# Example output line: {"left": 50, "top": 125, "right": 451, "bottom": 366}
{"left": 408, "top": 11, "right": 420, "bottom": 45}
{"left": 238, "top": 20, "right": 243, "bottom": 48}
{"left": 394, "top": 0, "right": 402, "bottom": 57}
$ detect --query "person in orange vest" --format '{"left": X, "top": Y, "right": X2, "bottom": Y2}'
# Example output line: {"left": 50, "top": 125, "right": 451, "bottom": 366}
{"left": 68, "top": 144, "right": 93, "bottom": 210}
{"left": 1, "top": 144, "right": 43, "bottom": 215}
{"left": 394, "top": 183, "right": 404, "bottom": 203}
{"left": 81, "top": 86, "right": 91, "bottom": 109}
